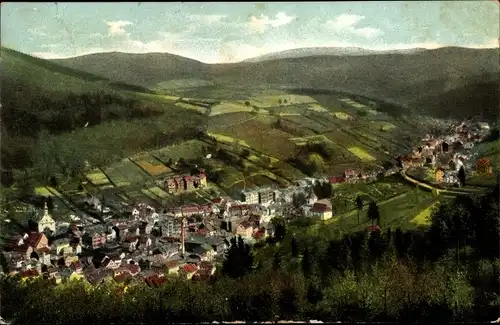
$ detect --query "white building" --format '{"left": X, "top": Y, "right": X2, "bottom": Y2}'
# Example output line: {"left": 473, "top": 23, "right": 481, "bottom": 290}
{"left": 36, "top": 203, "right": 56, "bottom": 234}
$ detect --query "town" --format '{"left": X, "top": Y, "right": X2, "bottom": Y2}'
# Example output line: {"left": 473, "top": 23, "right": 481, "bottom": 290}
{"left": 1, "top": 118, "right": 494, "bottom": 288}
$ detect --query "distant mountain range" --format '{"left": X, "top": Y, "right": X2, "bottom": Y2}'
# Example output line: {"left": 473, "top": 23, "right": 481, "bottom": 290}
{"left": 242, "top": 47, "right": 428, "bottom": 62}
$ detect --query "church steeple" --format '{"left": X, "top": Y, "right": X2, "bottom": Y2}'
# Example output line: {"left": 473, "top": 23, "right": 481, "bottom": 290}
{"left": 43, "top": 201, "right": 50, "bottom": 217}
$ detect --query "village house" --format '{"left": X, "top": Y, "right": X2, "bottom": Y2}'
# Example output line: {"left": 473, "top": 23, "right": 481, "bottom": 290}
{"left": 235, "top": 220, "right": 254, "bottom": 239}
{"left": 241, "top": 189, "right": 259, "bottom": 204}
{"left": 476, "top": 158, "right": 493, "bottom": 175}
{"left": 309, "top": 199, "right": 333, "bottom": 221}
{"left": 435, "top": 168, "right": 445, "bottom": 183}
{"left": 181, "top": 263, "right": 199, "bottom": 280}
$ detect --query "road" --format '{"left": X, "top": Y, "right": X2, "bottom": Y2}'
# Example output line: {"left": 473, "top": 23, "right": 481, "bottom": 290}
{"left": 399, "top": 170, "right": 485, "bottom": 196}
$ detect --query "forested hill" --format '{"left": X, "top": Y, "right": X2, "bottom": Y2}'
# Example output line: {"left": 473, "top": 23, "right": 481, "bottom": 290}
{"left": 54, "top": 47, "right": 500, "bottom": 121}
{"left": 0, "top": 47, "right": 206, "bottom": 178}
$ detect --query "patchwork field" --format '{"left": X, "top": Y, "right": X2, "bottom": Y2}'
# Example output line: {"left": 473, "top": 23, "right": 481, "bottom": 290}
{"left": 348, "top": 147, "right": 377, "bottom": 161}
{"left": 307, "top": 103, "right": 329, "bottom": 113}
{"left": 209, "top": 119, "right": 296, "bottom": 160}
{"left": 371, "top": 121, "right": 397, "bottom": 131}
{"left": 104, "top": 160, "right": 150, "bottom": 187}
{"left": 85, "top": 170, "right": 112, "bottom": 186}
{"left": 289, "top": 134, "right": 333, "bottom": 146}
{"left": 411, "top": 200, "right": 441, "bottom": 225}
{"left": 210, "top": 101, "right": 254, "bottom": 116}
{"left": 282, "top": 115, "right": 331, "bottom": 133}
{"left": 175, "top": 102, "right": 206, "bottom": 113}
{"left": 153, "top": 139, "right": 208, "bottom": 162}
{"left": 332, "top": 112, "right": 353, "bottom": 120}
{"left": 207, "top": 133, "right": 251, "bottom": 147}
{"left": 245, "top": 94, "right": 316, "bottom": 108}
{"left": 130, "top": 154, "right": 172, "bottom": 176}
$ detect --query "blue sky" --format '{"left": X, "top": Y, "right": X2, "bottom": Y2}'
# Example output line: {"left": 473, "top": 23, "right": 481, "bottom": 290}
{"left": 1, "top": 1, "right": 499, "bottom": 63}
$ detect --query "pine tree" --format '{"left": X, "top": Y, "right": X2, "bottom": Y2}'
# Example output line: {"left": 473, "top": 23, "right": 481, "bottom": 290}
{"left": 291, "top": 237, "right": 299, "bottom": 258}
{"left": 367, "top": 200, "right": 381, "bottom": 226}
{"left": 301, "top": 247, "right": 311, "bottom": 276}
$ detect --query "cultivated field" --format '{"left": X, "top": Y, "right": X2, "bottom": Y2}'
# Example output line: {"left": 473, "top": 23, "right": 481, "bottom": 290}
{"left": 85, "top": 170, "right": 112, "bottom": 186}
{"left": 104, "top": 160, "right": 151, "bottom": 187}
{"left": 289, "top": 134, "right": 333, "bottom": 146}
{"left": 348, "top": 147, "right": 377, "bottom": 161}
{"left": 210, "top": 101, "right": 254, "bottom": 116}
{"left": 130, "top": 154, "right": 172, "bottom": 176}
{"left": 332, "top": 112, "right": 352, "bottom": 120}
{"left": 209, "top": 119, "right": 296, "bottom": 160}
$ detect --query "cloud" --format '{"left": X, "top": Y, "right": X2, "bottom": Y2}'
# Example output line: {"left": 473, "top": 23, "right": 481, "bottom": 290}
{"left": 188, "top": 14, "right": 227, "bottom": 24}
{"left": 249, "top": 12, "right": 296, "bottom": 33}
{"left": 325, "top": 14, "right": 383, "bottom": 38}
{"left": 105, "top": 20, "right": 132, "bottom": 36}
{"left": 28, "top": 28, "right": 48, "bottom": 37}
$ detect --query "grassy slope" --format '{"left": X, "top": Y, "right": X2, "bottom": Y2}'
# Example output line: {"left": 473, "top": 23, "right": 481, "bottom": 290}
{"left": 53, "top": 47, "right": 500, "bottom": 120}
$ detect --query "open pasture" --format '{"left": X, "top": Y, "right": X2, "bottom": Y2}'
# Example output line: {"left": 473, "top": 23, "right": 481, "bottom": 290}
{"left": 289, "top": 134, "right": 333, "bottom": 146}
{"left": 105, "top": 159, "right": 150, "bottom": 186}
{"left": 153, "top": 139, "right": 208, "bottom": 162}
{"left": 245, "top": 94, "right": 316, "bottom": 108}
{"left": 210, "top": 101, "right": 254, "bottom": 116}
{"left": 371, "top": 121, "right": 397, "bottom": 131}
{"left": 85, "top": 170, "right": 112, "bottom": 186}
{"left": 348, "top": 147, "right": 377, "bottom": 161}
{"left": 269, "top": 105, "right": 308, "bottom": 116}
{"left": 207, "top": 133, "right": 251, "bottom": 147}
{"left": 208, "top": 112, "right": 257, "bottom": 129}
{"left": 282, "top": 115, "right": 330, "bottom": 133}
{"left": 175, "top": 102, "right": 206, "bottom": 113}
{"left": 332, "top": 112, "right": 353, "bottom": 120}
{"left": 307, "top": 103, "right": 329, "bottom": 113}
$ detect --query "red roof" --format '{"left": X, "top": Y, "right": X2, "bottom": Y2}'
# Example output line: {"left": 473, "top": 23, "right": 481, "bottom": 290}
{"left": 365, "top": 225, "right": 381, "bottom": 232}
{"left": 166, "top": 261, "right": 180, "bottom": 269}
{"left": 144, "top": 273, "right": 167, "bottom": 287}
{"left": 70, "top": 261, "right": 83, "bottom": 271}
{"left": 239, "top": 220, "right": 252, "bottom": 229}
{"left": 114, "top": 272, "right": 131, "bottom": 283}
{"left": 124, "top": 236, "right": 139, "bottom": 243}
{"left": 183, "top": 264, "right": 198, "bottom": 273}
{"left": 311, "top": 203, "right": 332, "bottom": 213}
{"left": 25, "top": 232, "right": 45, "bottom": 248}
{"left": 329, "top": 176, "right": 345, "bottom": 184}
{"left": 127, "top": 263, "right": 140, "bottom": 275}
{"left": 19, "top": 269, "right": 40, "bottom": 278}
{"left": 252, "top": 230, "right": 265, "bottom": 240}
{"left": 212, "top": 197, "right": 224, "bottom": 204}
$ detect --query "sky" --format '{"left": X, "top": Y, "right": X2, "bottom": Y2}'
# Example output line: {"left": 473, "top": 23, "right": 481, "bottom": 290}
{"left": 1, "top": 1, "right": 499, "bottom": 63}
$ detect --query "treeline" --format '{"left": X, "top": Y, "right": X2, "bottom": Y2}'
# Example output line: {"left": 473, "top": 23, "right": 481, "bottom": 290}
{"left": 2, "top": 187, "right": 498, "bottom": 323}
{"left": 2, "top": 78, "right": 163, "bottom": 138}
{"left": 287, "top": 142, "right": 336, "bottom": 176}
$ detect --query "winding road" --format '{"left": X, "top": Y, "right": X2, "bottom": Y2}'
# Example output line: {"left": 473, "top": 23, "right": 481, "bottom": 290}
{"left": 399, "top": 170, "right": 485, "bottom": 196}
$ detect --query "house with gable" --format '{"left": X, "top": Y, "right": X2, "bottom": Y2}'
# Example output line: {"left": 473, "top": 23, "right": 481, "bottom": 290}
{"left": 309, "top": 199, "right": 333, "bottom": 221}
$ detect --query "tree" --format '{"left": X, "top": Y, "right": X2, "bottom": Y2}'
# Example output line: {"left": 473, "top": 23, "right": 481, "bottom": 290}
{"left": 356, "top": 196, "right": 363, "bottom": 225}
{"left": 244, "top": 101, "right": 250, "bottom": 106}
{"left": 46, "top": 196, "right": 55, "bottom": 211}
{"left": 283, "top": 99, "right": 288, "bottom": 104}
{"left": 241, "top": 149, "right": 250, "bottom": 159}
{"left": 278, "top": 99, "right": 282, "bottom": 105}
{"left": 49, "top": 176, "right": 58, "bottom": 188}
{"left": 301, "top": 247, "right": 311, "bottom": 276}
{"left": 367, "top": 201, "right": 380, "bottom": 226}
{"left": 272, "top": 251, "right": 282, "bottom": 270}
{"left": 273, "top": 219, "right": 286, "bottom": 243}
{"left": 457, "top": 166, "right": 466, "bottom": 187}
{"left": 1, "top": 169, "right": 14, "bottom": 187}
{"left": 291, "top": 237, "right": 299, "bottom": 258}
